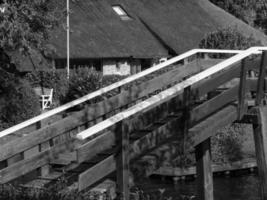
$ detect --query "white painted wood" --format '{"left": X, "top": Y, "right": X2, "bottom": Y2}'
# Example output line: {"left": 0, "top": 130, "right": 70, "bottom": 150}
{"left": 76, "top": 47, "right": 266, "bottom": 140}
{"left": 0, "top": 47, "right": 265, "bottom": 139}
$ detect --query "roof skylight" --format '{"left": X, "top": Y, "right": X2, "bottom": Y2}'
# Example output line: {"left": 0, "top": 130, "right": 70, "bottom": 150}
{"left": 112, "top": 5, "right": 131, "bottom": 20}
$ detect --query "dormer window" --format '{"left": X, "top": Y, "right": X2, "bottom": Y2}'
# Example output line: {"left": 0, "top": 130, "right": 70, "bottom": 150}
{"left": 112, "top": 5, "right": 131, "bottom": 20}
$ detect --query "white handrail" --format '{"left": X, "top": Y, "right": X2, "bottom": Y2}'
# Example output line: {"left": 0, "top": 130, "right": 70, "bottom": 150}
{"left": 76, "top": 46, "right": 267, "bottom": 140}
{"left": 0, "top": 48, "right": 260, "bottom": 139}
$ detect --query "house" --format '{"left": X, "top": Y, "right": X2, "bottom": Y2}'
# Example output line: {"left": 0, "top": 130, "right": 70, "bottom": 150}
{"left": 10, "top": 0, "right": 267, "bottom": 75}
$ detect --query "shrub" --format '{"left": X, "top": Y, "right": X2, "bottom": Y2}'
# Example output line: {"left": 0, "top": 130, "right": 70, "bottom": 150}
{"left": 25, "top": 70, "right": 69, "bottom": 105}
{"left": 212, "top": 124, "right": 245, "bottom": 163}
{"left": 0, "top": 70, "right": 41, "bottom": 130}
{"left": 199, "top": 27, "right": 261, "bottom": 58}
{"left": 63, "top": 68, "right": 103, "bottom": 104}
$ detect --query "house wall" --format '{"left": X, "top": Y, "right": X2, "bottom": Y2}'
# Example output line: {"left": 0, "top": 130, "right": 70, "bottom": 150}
{"left": 55, "top": 58, "right": 144, "bottom": 76}
{"left": 102, "top": 59, "right": 141, "bottom": 76}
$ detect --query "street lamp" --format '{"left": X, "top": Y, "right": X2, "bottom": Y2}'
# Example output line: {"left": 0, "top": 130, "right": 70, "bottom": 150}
{"left": 66, "top": 0, "right": 70, "bottom": 79}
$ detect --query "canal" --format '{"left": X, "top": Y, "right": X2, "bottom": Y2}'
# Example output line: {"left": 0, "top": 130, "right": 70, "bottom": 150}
{"left": 137, "top": 174, "right": 260, "bottom": 200}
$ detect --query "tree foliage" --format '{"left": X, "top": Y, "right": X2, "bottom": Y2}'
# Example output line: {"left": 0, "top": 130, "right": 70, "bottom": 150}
{"left": 0, "top": 69, "right": 41, "bottom": 130}
{"left": 0, "top": 0, "right": 63, "bottom": 70}
{"left": 199, "top": 27, "right": 261, "bottom": 50}
{"left": 210, "top": 0, "right": 267, "bottom": 33}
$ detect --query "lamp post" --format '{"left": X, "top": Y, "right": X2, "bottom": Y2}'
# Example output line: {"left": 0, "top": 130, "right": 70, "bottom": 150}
{"left": 66, "top": 0, "right": 70, "bottom": 79}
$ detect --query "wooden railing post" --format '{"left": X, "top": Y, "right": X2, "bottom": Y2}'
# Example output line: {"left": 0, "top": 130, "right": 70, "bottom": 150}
{"left": 253, "top": 51, "right": 267, "bottom": 200}
{"left": 256, "top": 51, "right": 267, "bottom": 106}
{"left": 238, "top": 58, "right": 248, "bottom": 120}
{"left": 195, "top": 138, "right": 214, "bottom": 200}
{"left": 116, "top": 120, "right": 130, "bottom": 200}
{"left": 252, "top": 107, "right": 267, "bottom": 200}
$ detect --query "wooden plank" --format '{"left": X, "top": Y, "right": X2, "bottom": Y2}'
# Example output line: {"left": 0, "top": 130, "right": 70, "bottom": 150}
{"left": 24, "top": 145, "right": 39, "bottom": 159}
{"left": 253, "top": 106, "right": 267, "bottom": 199}
{"left": 238, "top": 58, "right": 248, "bottom": 120}
{"left": 256, "top": 51, "right": 267, "bottom": 106}
{"left": 7, "top": 154, "right": 23, "bottom": 166}
{"left": 189, "top": 105, "right": 238, "bottom": 147}
{"left": 78, "top": 155, "right": 116, "bottom": 191}
{"left": 130, "top": 115, "right": 181, "bottom": 159}
{"left": 40, "top": 141, "right": 51, "bottom": 176}
{"left": 193, "top": 57, "right": 260, "bottom": 97}
{"left": 0, "top": 141, "right": 75, "bottom": 184}
{"left": 116, "top": 121, "right": 130, "bottom": 200}
{"left": 0, "top": 113, "right": 84, "bottom": 161}
{"left": 195, "top": 138, "right": 214, "bottom": 200}
{"left": 76, "top": 131, "right": 115, "bottom": 163}
{"left": 0, "top": 151, "right": 49, "bottom": 184}
{"left": 190, "top": 85, "right": 239, "bottom": 126}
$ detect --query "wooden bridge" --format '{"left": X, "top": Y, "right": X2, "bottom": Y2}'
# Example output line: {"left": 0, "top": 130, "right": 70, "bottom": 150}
{"left": 1, "top": 47, "right": 267, "bottom": 200}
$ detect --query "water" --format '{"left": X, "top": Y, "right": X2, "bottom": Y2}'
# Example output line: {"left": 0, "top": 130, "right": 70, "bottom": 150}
{"left": 137, "top": 174, "right": 261, "bottom": 200}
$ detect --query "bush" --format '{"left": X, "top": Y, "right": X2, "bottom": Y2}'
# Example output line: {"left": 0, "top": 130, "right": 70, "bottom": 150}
{"left": 212, "top": 124, "right": 245, "bottom": 163}
{"left": 199, "top": 27, "right": 261, "bottom": 58}
{"left": 0, "top": 184, "right": 99, "bottom": 200}
{"left": 0, "top": 70, "right": 41, "bottom": 130}
{"left": 25, "top": 70, "right": 69, "bottom": 105}
{"left": 63, "top": 68, "right": 103, "bottom": 104}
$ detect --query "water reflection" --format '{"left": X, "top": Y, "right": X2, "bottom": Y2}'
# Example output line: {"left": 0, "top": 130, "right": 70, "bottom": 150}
{"left": 137, "top": 174, "right": 260, "bottom": 200}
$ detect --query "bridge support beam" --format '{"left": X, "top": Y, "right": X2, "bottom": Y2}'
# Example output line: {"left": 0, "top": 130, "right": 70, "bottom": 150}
{"left": 195, "top": 138, "right": 214, "bottom": 200}
{"left": 253, "top": 107, "right": 267, "bottom": 200}
{"left": 116, "top": 121, "right": 130, "bottom": 200}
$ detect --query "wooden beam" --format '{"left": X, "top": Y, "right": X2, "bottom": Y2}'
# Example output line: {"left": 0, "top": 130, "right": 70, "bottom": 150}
{"left": 190, "top": 85, "right": 239, "bottom": 126}
{"left": 78, "top": 155, "right": 116, "bottom": 191}
{"left": 0, "top": 113, "right": 84, "bottom": 161}
{"left": 0, "top": 140, "right": 74, "bottom": 184}
{"left": 238, "top": 58, "right": 248, "bottom": 120}
{"left": 116, "top": 121, "right": 130, "bottom": 200}
{"left": 76, "top": 131, "right": 116, "bottom": 163}
{"left": 189, "top": 105, "right": 238, "bottom": 147}
{"left": 195, "top": 138, "right": 214, "bottom": 200}
{"left": 252, "top": 106, "right": 267, "bottom": 199}
{"left": 256, "top": 51, "right": 267, "bottom": 106}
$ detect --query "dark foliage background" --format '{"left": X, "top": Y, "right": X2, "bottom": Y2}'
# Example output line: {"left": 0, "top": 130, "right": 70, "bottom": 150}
{"left": 0, "top": 69, "right": 40, "bottom": 131}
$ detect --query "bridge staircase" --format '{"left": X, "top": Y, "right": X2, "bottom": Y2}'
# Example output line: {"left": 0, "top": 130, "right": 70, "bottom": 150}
{"left": 1, "top": 47, "right": 267, "bottom": 200}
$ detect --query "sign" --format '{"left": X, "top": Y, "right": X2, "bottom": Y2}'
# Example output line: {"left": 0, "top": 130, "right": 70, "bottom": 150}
{"left": 0, "top": 6, "right": 5, "bottom": 13}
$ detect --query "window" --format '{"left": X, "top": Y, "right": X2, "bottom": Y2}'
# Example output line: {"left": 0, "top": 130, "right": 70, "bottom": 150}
{"left": 112, "top": 5, "right": 131, "bottom": 20}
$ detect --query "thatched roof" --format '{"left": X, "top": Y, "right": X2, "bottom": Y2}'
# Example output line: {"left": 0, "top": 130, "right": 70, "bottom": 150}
{"left": 50, "top": 0, "right": 267, "bottom": 59}
{"left": 50, "top": 0, "right": 168, "bottom": 59}
{"left": 112, "top": 0, "right": 267, "bottom": 54}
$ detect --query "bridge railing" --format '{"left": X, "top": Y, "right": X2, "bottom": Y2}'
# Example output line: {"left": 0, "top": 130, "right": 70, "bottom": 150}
{"left": 76, "top": 47, "right": 267, "bottom": 140}
{"left": 73, "top": 46, "right": 267, "bottom": 194}
{"left": 0, "top": 49, "right": 249, "bottom": 139}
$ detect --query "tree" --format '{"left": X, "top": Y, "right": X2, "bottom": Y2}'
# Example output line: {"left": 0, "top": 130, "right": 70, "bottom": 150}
{"left": 0, "top": 69, "right": 41, "bottom": 130}
{"left": 210, "top": 0, "right": 267, "bottom": 33}
{"left": 0, "top": 0, "right": 63, "bottom": 71}
{"left": 199, "top": 27, "right": 261, "bottom": 58}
